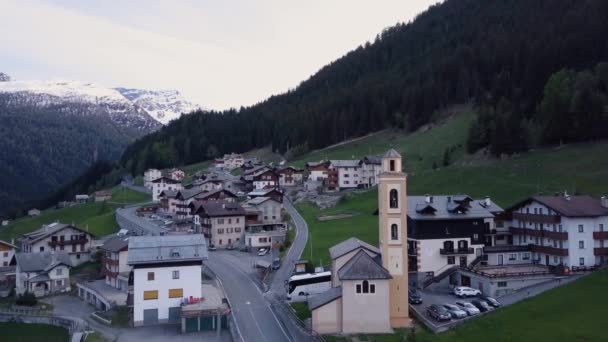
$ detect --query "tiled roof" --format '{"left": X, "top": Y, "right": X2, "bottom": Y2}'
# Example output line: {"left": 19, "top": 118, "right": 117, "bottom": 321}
{"left": 21, "top": 222, "right": 94, "bottom": 244}
{"left": 127, "top": 235, "right": 207, "bottom": 265}
{"left": 338, "top": 250, "right": 392, "bottom": 280}
{"left": 308, "top": 286, "right": 342, "bottom": 310}
{"left": 329, "top": 160, "right": 360, "bottom": 168}
{"left": 16, "top": 251, "right": 71, "bottom": 272}
{"left": 101, "top": 236, "right": 129, "bottom": 252}
{"left": 329, "top": 237, "right": 379, "bottom": 260}
{"left": 407, "top": 195, "right": 501, "bottom": 220}
{"left": 531, "top": 196, "right": 608, "bottom": 217}
{"left": 192, "top": 201, "right": 246, "bottom": 217}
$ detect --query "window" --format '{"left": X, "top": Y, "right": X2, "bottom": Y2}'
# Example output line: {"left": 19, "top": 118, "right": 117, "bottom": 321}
{"left": 509, "top": 254, "right": 517, "bottom": 261}
{"left": 219, "top": 239, "right": 223, "bottom": 245}
{"left": 578, "top": 225, "right": 584, "bottom": 233}
{"left": 56, "top": 280, "right": 63, "bottom": 287}
{"left": 168, "top": 288, "right": 183, "bottom": 298}
{"left": 447, "top": 256, "right": 455, "bottom": 264}
{"left": 391, "top": 224, "right": 399, "bottom": 240}
{"left": 539, "top": 208, "right": 543, "bottom": 215}
{"left": 147, "top": 272, "right": 155, "bottom": 281}
{"left": 579, "top": 257, "right": 585, "bottom": 266}
{"left": 218, "top": 228, "right": 224, "bottom": 234}
{"left": 389, "top": 159, "right": 395, "bottom": 171}
{"left": 144, "top": 290, "right": 158, "bottom": 300}
{"left": 579, "top": 241, "right": 584, "bottom": 249}
{"left": 497, "top": 281, "right": 507, "bottom": 288}
{"left": 600, "top": 224, "right": 604, "bottom": 232}
{"left": 473, "top": 234, "right": 479, "bottom": 241}
{"left": 235, "top": 227, "right": 241, "bottom": 233}
{"left": 76, "top": 254, "right": 81, "bottom": 259}
{"left": 389, "top": 189, "right": 399, "bottom": 209}
{"left": 39, "top": 246, "right": 44, "bottom": 252}
{"left": 559, "top": 224, "right": 563, "bottom": 232}
{"left": 172, "top": 270, "right": 180, "bottom": 279}
{"left": 362, "top": 280, "right": 369, "bottom": 294}
{"left": 534, "top": 208, "right": 538, "bottom": 214}
{"left": 356, "top": 284, "right": 362, "bottom": 293}
{"left": 228, "top": 218, "right": 232, "bottom": 224}
{"left": 236, "top": 218, "right": 240, "bottom": 223}
{"left": 554, "top": 256, "right": 558, "bottom": 263}
{"left": 56, "top": 268, "right": 63, "bottom": 276}
{"left": 370, "top": 283, "right": 376, "bottom": 294}
{"left": 526, "top": 208, "right": 530, "bottom": 214}
{"left": 523, "top": 253, "right": 531, "bottom": 260}
{"left": 2, "top": 252, "right": 7, "bottom": 257}
{"left": 457, "top": 240, "right": 468, "bottom": 250}
{"left": 218, "top": 218, "right": 224, "bottom": 224}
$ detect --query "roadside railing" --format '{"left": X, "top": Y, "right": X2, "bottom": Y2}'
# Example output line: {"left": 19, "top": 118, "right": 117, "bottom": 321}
{"left": 268, "top": 294, "right": 324, "bottom": 342}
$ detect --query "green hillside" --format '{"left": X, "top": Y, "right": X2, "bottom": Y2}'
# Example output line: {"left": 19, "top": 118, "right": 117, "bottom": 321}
{"left": 0, "top": 187, "right": 149, "bottom": 242}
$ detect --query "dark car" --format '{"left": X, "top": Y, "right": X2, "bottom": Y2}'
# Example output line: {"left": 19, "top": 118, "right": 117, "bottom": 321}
{"left": 409, "top": 289, "right": 423, "bottom": 305}
{"left": 471, "top": 299, "right": 493, "bottom": 312}
{"left": 427, "top": 304, "right": 451, "bottom": 321}
{"left": 480, "top": 296, "right": 501, "bottom": 308}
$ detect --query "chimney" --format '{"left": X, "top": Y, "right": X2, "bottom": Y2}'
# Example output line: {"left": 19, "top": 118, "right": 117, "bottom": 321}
{"left": 564, "top": 191, "right": 571, "bottom": 201}
{"left": 601, "top": 196, "right": 608, "bottom": 208}
{"left": 425, "top": 194, "right": 431, "bottom": 204}
{"left": 485, "top": 196, "right": 492, "bottom": 207}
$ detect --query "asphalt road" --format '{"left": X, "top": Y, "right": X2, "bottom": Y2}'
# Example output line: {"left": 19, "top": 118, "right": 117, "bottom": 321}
{"left": 207, "top": 255, "right": 293, "bottom": 342}
{"left": 116, "top": 206, "right": 163, "bottom": 236}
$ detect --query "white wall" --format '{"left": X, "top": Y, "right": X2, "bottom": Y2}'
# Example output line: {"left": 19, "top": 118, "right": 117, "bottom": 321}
{"left": 341, "top": 279, "right": 391, "bottom": 333}
{"left": 152, "top": 182, "right": 183, "bottom": 202}
{"left": 209, "top": 216, "right": 245, "bottom": 247}
{"left": 309, "top": 170, "right": 328, "bottom": 181}
{"left": 337, "top": 167, "right": 360, "bottom": 189}
{"left": 563, "top": 217, "right": 597, "bottom": 267}
{"left": 133, "top": 264, "right": 201, "bottom": 325}
{"left": 417, "top": 238, "right": 483, "bottom": 274}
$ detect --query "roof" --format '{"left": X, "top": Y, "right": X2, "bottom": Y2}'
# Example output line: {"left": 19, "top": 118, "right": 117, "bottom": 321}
{"left": 127, "top": 235, "right": 208, "bottom": 265}
{"left": 329, "top": 237, "right": 380, "bottom": 260}
{"left": 0, "top": 240, "right": 17, "bottom": 249}
{"left": 407, "top": 195, "right": 502, "bottom": 220}
{"left": 101, "top": 236, "right": 129, "bottom": 252}
{"left": 246, "top": 196, "right": 280, "bottom": 206}
{"left": 176, "top": 188, "right": 206, "bottom": 200}
{"left": 516, "top": 196, "right": 608, "bottom": 217}
{"left": 248, "top": 188, "right": 283, "bottom": 197}
{"left": 151, "top": 176, "right": 181, "bottom": 184}
{"left": 308, "top": 286, "right": 342, "bottom": 310}
{"left": 196, "top": 189, "right": 237, "bottom": 201}
{"left": 338, "top": 250, "right": 392, "bottom": 280}
{"left": 329, "top": 160, "right": 360, "bottom": 168}
{"left": 192, "top": 201, "right": 246, "bottom": 217}
{"left": 383, "top": 149, "right": 401, "bottom": 158}
{"left": 21, "top": 222, "right": 94, "bottom": 244}
{"left": 275, "top": 166, "right": 303, "bottom": 173}
{"left": 483, "top": 245, "right": 530, "bottom": 253}
{"left": 360, "top": 155, "right": 382, "bottom": 165}
{"left": 16, "top": 251, "right": 72, "bottom": 272}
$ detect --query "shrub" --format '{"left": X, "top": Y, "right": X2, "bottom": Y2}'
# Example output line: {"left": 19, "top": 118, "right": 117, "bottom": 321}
{"left": 16, "top": 291, "right": 37, "bottom": 306}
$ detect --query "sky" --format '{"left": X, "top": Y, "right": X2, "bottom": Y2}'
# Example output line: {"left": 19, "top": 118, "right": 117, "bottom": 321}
{"left": 0, "top": 0, "right": 437, "bottom": 110}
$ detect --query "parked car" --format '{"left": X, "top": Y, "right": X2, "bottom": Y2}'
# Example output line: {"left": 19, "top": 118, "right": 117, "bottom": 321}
{"left": 455, "top": 301, "right": 481, "bottom": 316}
{"left": 272, "top": 258, "right": 281, "bottom": 270}
{"left": 226, "top": 244, "right": 235, "bottom": 250}
{"left": 408, "top": 289, "right": 423, "bottom": 305}
{"left": 257, "top": 248, "right": 268, "bottom": 256}
{"left": 163, "top": 220, "right": 173, "bottom": 226}
{"left": 442, "top": 304, "right": 468, "bottom": 319}
{"left": 208, "top": 245, "right": 217, "bottom": 251}
{"left": 453, "top": 286, "right": 482, "bottom": 298}
{"left": 471, "top": 299, "right": 493, "bottom": 312}
{"left": 480, "top": 296, "right": 501, "bottom": 308}
{"left": 427, "top": 304, "right": 451, "bottom": 321}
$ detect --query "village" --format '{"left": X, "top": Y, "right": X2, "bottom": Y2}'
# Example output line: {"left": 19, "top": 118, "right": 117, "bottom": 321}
{"left": 0, "top": 148, "right": 607, "bottom": 342}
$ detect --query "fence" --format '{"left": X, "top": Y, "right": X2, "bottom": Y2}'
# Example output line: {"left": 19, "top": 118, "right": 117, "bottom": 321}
{"left": 267, "top": 294, "right": 324, "bottom": 342}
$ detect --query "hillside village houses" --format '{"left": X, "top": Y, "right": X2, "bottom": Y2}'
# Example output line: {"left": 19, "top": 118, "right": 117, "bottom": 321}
{"left": 94, "top": 189, "right": 112, "bottom": 202}
{"left": 27, "top": 208, "right": 41, "bottom": 217}
{"left": 0, "top": 239, "right": 16, "bottom": 267}
{"left": 305, "top": 155, "right": 384, "bottom": 191}
{"left": 152, "top": 176, "right": 183, "bottom": 202}
{"left": 0, "top": 240, "right": 17, "bottom": 297}
{"left": 213, "top": 153, "right": 244, "bottom": 170}
{"left": 20, "top": 222, "right": 95, "bottom": 266}
{"left": 169, "top": 168, "right": 186, "bottom": 181}
{"left": 276, "top": 166, "right": 304, "bottom": 187}
{"left": 144, "top": 168, "right": 162, "bottom": 188}
{"left": 15, "top": 251, "right": 71, "bottom": 297}
{"left": 242, "top": 196, "right": 286, "bottom": 249}
{"left": 190, "top": 201, "right": 246, "bottom": 248}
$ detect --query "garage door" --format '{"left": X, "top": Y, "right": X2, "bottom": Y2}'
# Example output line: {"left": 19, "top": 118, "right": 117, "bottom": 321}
{"left": 168, "top": 307, "right": 181, "bottom": 323}
{"left": 185, "top": 317, "right": 199, "bottom": 333}
{"left": 200, "top": 316, "right": 214, "bottom": 331}
{"left": 143, "top": 309, "right": 158, "bottom": 325}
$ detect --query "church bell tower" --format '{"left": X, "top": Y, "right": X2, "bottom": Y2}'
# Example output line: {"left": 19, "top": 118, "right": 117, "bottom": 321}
{"left": 378, "top": 149, "right": 410, "bottom": 328}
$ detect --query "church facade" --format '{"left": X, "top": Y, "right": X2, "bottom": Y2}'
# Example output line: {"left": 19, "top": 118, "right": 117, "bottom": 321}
{"left": 309, "top": 149, "right": 411, "bottom": 334}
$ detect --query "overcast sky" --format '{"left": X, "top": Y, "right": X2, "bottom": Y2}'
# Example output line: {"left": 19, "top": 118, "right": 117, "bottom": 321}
{"left": 0, "top": 0, "right": 437, "bottom": 110}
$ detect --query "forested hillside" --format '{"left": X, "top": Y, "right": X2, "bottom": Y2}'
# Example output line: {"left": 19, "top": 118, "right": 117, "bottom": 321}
{"left": 119, "top": 0, "right": 608, "bottom": 176}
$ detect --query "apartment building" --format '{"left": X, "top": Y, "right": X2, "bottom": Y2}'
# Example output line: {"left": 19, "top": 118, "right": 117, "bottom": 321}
{"left": 100, "top": 236, "right": 131, "bottom": 291}
{"left": 358, "top": 155, "right": 382, "bottom": 188}
{"left": 329, "top": 160, "right": 361, "bottom": 189}
{"left": 190, "top": 201, "right": 246, "bottom": 248}
{"left": 144, "top": 169, "right": 162, "bottom": 188}
{"left": 20, "top": 223, "right": 95, "bottom": 266}
{"left": 152, "top": 177, "right": 183, "bottom": 202}
{"left": 128, "top": 235, "right": 208, "bottom": 327}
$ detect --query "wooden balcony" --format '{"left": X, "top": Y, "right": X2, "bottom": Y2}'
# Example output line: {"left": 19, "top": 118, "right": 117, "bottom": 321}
{"left": 510, "top": 227, "right": 567, "bottom": 240}
{"left": 439, "top": 247, "right": 474, "bottom": 255}
{"left": 513, "top": 212, "right": 561, "bottom": 224}
{"left": 594, "top": 248, "right": 608, "bottom": 256}
{"left": 529, "top": 244, "right": 568, "bottom": 256}
{"left": 48, "top": 237, "right": 88, "bottom": 247}
{"left": 593, "top": 231, "right": 608, "bottom": 240}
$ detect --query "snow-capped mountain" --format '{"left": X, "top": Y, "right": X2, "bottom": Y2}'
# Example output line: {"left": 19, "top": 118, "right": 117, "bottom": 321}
{"left": 115, "top": 88, "right": 200, "bottom": 125}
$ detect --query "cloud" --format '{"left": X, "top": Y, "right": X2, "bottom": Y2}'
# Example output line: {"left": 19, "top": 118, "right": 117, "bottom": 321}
{"left": 0, "top": 0, "right": 437, "bottom": 109}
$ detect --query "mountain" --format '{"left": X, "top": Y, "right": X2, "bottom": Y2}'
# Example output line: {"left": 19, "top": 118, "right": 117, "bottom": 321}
{"left": 114, "top": 88, "right": 200, "bottom": 125}
{"left": 0, "top": 75, "right": 164, "bottom": 216}
{"left": 117, "top": 0, "right": 608, "bottom": 177}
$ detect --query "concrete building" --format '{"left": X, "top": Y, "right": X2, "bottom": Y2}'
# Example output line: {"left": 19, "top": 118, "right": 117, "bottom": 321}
{"left": 20, "top": 222, "right": 95, "bottom": 266}
{"left": 359, "top": 155, "right": 382, "bottom": 188}
{"left": 100, "top": 236, "right": 131, "bottom": 291}
{"left": 306, "top": 161, "right": 330, "bottom": 182}
{"left": 329, "top": 160, "right": 361, "bottom": 190}
{"left": 276, "top": 166, "right": 304, "bottom": 187}
{"left": 15, "top": 251, "right": 71, "bottom": 297}
{"left": 243, "top": 197, "right": 286, "bottom": 249}
{"left": 152, "top": 177, "right": 183, "bottom": 202}
{"left": 144, "top": 169, "right": 162, "bottom": 188}
{"left": 128, "top": 235, "right": 208, "bottom": 327}
{"left": 310, "top": 149, "right": 411, "bottom": 334}
{"left": 190, "top": 201, "right": 246, "bottom": 248}
{"left": 245, "top": 196, "right": 283, "bottom": 225}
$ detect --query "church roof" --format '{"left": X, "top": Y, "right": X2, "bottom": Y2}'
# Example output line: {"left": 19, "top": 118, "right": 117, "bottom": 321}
{"left": 383, "top": 149, "right": 401, "bottom": 158}
{"left": 329, "top": 237, "right": 379, "bottom": 260}
{"left": 308, "top": 286, "right": 342, "bottom": 311}
{"left": 338, "top": 250, "right": 392, "bottom": 281}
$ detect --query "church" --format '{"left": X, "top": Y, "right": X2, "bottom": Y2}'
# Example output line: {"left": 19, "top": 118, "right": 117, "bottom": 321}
{"left": 308, "top": 149, "right": 411, "bottom": 334}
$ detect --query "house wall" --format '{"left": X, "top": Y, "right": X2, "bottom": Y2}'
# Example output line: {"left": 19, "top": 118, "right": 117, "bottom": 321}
{"left": 0, "top": 243, "right": 14, "bottom": 267}
{"left": 309, "top": 169, "right": 328, "bottom": 182}
{"left": 311, "top": 298, "right": 342, "bottom": 334}
{"left": 23, "top": 228, "right": 93, "bottom": 266}
{"left": 144, "top": 169, "right": 162, "bottom": 188}
{"left": 133, "top": 264, "right": 202, "bottom": 326}
{"left": 336, "top": 167, "right": 360, "bottom": 189}
{"left": 485, "top": 251, "right": 532, "bottom": 266}
{"left": 209, "top": 216, "right": 245, "bottom": 248}
{"left": 152, "top": 181, "right": 183, "bottom": 202}
{"left": 331, "top": 248, "right": 377, "bottom": 288}
{"left": 457, "top": 269, "right": 555, "bottom": 297}
{"left": 341, "top": 280, "right": 391, "bottom": 333}
{"left": 416, "top": 238, "right": 484, "bottom": 274}
{"left": 256, "top": 201, "right": 283, "bottom": 225}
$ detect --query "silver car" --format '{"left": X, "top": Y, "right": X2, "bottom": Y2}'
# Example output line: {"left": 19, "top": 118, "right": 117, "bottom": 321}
{"left": 455, "top": 301, "right": 481, "bottom": 316}
{"left": 443, "top": 304, "right": 468, "bottom": 319}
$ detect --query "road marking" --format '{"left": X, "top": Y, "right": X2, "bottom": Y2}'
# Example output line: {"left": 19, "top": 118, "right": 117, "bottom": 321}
{"left": 248, "top": 308, "right": 269, "bottom": 342}
{"left": 213, "top": 264, "right": 245, "bottom": 342}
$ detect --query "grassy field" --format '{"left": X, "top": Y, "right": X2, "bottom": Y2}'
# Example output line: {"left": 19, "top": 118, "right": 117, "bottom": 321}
{"left": 290, "top": 302, "right": 312, "bottom": 321}
{"left": 0, "top": 323, "right": 69, "bottom": 342}
{"left": 0, "top": 187, "right": 150, "bottom": 241}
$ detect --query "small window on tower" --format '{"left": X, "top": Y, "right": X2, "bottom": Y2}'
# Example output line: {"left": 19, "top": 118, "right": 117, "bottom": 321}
{"left": 391, "top": 224, "right": 399, "bottom": 240}
{"left": 389, "top": 160, "right": 395, "bottom": 172}
{"left": 389, "top": 189, "right": 399, "bottom": 208}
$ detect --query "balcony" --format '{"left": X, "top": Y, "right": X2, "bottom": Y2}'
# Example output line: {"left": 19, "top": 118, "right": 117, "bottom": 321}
{"left": 104, "top": 258, "right": 119, "bottom": 266}
{"left": 513, "top": 212, "right": 561, "bottom": 224}
{"left": 407, "top": 248, "right": 418, "bottom": 256}
{"left": 439, "top": 248, "right": 474, "bottom": 255}
{"left": 594, "top": 248, "right": 608, "bottom": 256}
{"left": 510, "top": 227, "right": 567, "bottom": 240}
{"left": 529, "top": 244, "right": 568, "bottom": 256}
{"left": 593, "top": 231, "right": 608, "bottom": 240}
{"left": 49, "top": 237, "right": 88, "bottom": 247}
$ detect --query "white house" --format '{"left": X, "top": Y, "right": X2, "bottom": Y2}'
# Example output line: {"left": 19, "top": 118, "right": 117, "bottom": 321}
{"left": 101, "top": 236, "right": 131, "bottom": 291}
{"left": 223, "top": 153, "right": 244, "bottom": 170}
{"left": 144, "top": 169, "right": 162, "bottom": 188}
{"left": 20, "top": 223, "right": 96, "bottom": 266}
{"left": 506, "top": 195, "right": 608, "bottom": 267}
{"left": 128, "top": 235, "right": 208, "bottom": 327}
{"left": 152, "top": 177, "right": 183, "bottom": 202}
{"left": 275, "top": 166, "right": 304, "bottom": 187}
{"left": 306, "top": 161, "right": 330, "bottom": 182}
{"left": 329, "top": 160, "right": 361, "bottom": 189}
{"left": 358, "top": 155, "right": 382, "bottom": 188}
{"left": 15, "top": 251, "right": 71, "bottom": 297}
